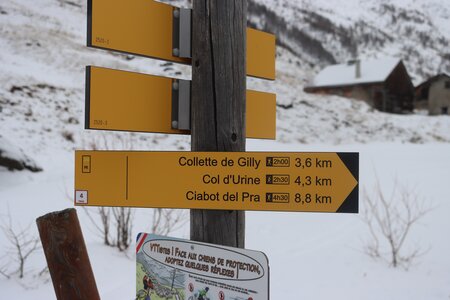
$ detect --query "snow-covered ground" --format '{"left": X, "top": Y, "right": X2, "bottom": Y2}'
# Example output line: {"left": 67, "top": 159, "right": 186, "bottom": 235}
{"left": 1, "top": 0, "right": 450, "bottom": 299}
{"left": 1, "top": 142, "right": 449, "bottom": 299}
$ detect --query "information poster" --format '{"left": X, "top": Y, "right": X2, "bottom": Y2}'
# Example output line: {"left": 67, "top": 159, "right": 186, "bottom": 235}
{"left": 136, "top": 233, "right": 269, "bottom": 300}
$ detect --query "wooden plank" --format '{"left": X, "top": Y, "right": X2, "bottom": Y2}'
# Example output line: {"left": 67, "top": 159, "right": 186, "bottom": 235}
{"left": 36, "top": 209, "right": 100, "bottom": 300}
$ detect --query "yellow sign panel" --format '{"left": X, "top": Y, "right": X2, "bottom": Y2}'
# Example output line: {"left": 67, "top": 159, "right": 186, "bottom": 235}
{"left": 75, "top": 151, "right": 358, "bottom": 213}
{"left": 88, "top": 0, "right": 276, "bottom": 80}
{"left": 86, "top": 66, "right": 276, "bottom": 139}
{"left": 247, "top": 28, "right": 276, "bottom": 80}
{"left": 246, "top": 90, "right": 276, "bottom": 139}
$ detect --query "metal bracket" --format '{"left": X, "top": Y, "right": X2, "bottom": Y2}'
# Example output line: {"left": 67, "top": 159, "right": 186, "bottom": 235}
{"left": 172, "top": 7, "right": 192, "bottom": 58}
{"left": 171, "top": 79, "right": 191, "bottom": 130}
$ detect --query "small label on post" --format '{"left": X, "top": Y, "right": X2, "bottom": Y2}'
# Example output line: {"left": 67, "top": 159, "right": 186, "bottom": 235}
{"left": 75, "top": 190, "right": 88, "bottom": 204}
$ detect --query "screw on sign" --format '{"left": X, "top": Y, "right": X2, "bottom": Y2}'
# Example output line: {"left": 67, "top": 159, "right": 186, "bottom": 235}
{"left": 219, "top": 291, "right": 225, "bottom": 300}
{"left": 188, "top": 283, "right": 194, "bottom": 292}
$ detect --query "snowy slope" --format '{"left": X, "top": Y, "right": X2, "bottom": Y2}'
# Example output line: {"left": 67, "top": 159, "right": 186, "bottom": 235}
{"left": 0, "top": 0, "right": 450, "bottom": 299}
{"left": 1, "top": 0, "right": 450, "bottom": 159}
{"left": 250, "top": 0, "right": 450, "bottom": 83}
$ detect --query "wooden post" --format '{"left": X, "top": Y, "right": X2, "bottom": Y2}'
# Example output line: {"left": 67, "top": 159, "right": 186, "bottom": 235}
{"left": 36, "top": 208, "right": 100, "bottom": 300}
{"left": 190, "top": 0, "right": 247, "bottom": 248}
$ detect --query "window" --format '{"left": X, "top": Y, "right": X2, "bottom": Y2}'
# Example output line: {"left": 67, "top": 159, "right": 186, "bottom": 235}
{"left": 442, "top": 107, "right": 448, "bottom": 114}
{"left": 445, "top": 81, "right": 450, "bottom": 89}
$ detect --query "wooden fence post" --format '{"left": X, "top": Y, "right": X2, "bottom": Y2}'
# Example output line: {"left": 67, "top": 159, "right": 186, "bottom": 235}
{"left": 190, "top": 0, "right": 247, "bottom": 248}
{"left": 36, "top": 208, "right": 100, "bottom": 300}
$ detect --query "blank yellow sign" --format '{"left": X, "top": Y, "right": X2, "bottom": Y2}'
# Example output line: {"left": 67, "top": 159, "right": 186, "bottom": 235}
{"left": 86, "top": 66, "right": 276, "bottom": 139}
{"left": 74, "top": 151, "right": 359, "bottom": 213}
{"left": 247, "top": 28, "right": 276, "bottom": 80}
{"left": 88, "top": 0, "right": 276, "bottom": 80}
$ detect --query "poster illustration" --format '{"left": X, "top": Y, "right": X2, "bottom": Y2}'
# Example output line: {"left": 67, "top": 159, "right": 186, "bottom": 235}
{"left": 136, "top": 233, "right": 269, "bottom": 300}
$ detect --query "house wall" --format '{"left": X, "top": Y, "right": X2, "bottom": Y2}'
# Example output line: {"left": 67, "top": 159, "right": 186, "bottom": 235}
{"left": 305, "top": 62, "right": 413, "bottom": 113}
{"left": 350, "top": 86, "right": 372, "bottom": 104}
{"left": 428, "top": 77, "right": 450, "bottom": 115}
{"left": 414, "top": 84, "right": 429, "bottom": 110}
{"left": 305, "top": 60, "right": 414, "bottom": 114}
{"left": 384, "top": 63, "right": 414, "bottom": 112}
{"left": 414, "top": 99, "right": 428, "bottom": 110}
{"left": 344, "top": 84, "right": 387, "bottom": 111}
{"left": 304, "top": 85, "right": 383, "bottom": 110}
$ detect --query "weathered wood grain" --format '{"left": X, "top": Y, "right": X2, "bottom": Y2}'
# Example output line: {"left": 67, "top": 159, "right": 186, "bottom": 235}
{"left": 36, "top": 209, "right": 100, "bottom": 300}
{"left": 190, "top": 0, "right": 247, "bottom": 248}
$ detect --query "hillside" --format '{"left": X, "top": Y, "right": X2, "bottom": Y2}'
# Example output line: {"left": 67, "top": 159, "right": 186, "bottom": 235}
{"left": 1, "top": 1, "right": 450, "bottom": 299}
{"left": 1, "top": 0, "right": 449, "bottom": 169}
{"left": 249, "top": 0, "right": 450, "bottom": 83}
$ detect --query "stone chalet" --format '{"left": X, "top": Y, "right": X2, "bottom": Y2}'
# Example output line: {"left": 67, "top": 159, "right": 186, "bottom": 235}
{"left": 304, "top": 58, "right": 414, "bottom": 113}
{"left": 415, "top": 73, "right": 450, "bottom": 115}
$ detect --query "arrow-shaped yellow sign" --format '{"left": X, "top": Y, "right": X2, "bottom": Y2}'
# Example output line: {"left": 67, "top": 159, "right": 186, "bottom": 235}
{"left": 74, "top": 151, "right": 358, "bottom": 213}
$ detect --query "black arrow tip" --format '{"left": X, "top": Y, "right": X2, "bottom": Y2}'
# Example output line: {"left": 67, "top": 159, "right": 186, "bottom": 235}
{"left": 337, "top": 152, "right": 359, "bottom": 213}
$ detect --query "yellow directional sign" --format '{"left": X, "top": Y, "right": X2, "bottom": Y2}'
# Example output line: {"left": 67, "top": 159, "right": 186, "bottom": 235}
{"left": 74, "top": 151, "right": 358, "bottom": 213}
{"left": 87, "top": 0, "right": 276, "bottom": 80}
{"left": 86, "top": 66, "right": 276, "bottom": 139}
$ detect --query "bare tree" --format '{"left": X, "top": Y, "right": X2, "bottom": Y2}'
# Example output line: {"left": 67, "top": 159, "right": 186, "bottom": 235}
{"left": 0, "top": 254, "right": 11, "bottom": 279}
{"left": 82, "top": 207, "right": 112, "bottom": 246}
{"left": 1, "top": 213, "right": 40, "bottom": 278}
{"left": 99, "top": 207, "right": 112, "bottom": 246}
{"left": 83, "top": 207, "right": 186, "bottom": 251}
{"left": 150, "top": 209, "right": 187, "bottom": 236}
{"left": 362, "top": 177, "right": 433, "bottom": 269}
{"left": 83, "top": 207, "right": 133, "bottom": 251}
{"left": 112, "top": 207, "right": 133, "bottom": 251}
{"left": 82, "top": 132, "right": 134, "bottom": 152}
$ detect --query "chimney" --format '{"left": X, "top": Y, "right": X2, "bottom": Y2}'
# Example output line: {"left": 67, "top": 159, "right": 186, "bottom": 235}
{"left": 355, "top": 59, "right": 361, "bottom": 79}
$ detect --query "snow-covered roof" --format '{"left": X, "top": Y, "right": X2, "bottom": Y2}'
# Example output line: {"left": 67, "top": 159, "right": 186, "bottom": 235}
{"left": 310, "top": 57, "right": 401, "bottom": 88}
{"left": 415, "top": 72, "right": 450, "bottom": 89}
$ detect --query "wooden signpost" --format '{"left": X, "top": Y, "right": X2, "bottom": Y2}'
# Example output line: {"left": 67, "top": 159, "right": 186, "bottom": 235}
{"left": 75, "top": 0, "right": 359, "bottom": 247}
{"left": 57, "top": 1, "right": 359, "bottom": 298}
{"left": 32, "top": 1, "right": 360, "bottom": 299}
{"left": 190, "top": 0, "right": 247, "bottom": 248}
